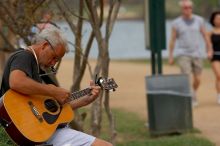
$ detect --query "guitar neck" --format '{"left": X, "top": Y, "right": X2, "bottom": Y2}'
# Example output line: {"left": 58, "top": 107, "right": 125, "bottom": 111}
{"left": 70, "top": 88, "right": 91, "bottom": 100}
{"left": 68, "top": 77, "right": 118, "bottom": 101}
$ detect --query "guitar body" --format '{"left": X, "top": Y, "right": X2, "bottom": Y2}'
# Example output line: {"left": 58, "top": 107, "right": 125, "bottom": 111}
{"left": 0, "top": 89, "right": 74, "bottom": 146}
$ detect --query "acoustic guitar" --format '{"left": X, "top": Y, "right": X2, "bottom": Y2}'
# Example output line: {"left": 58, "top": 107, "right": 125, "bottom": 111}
{"left": 0, "top": 77, "right": 118, "bottom": 146}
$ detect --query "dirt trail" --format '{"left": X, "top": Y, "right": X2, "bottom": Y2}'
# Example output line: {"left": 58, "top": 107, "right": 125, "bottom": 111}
{"left": 57, "top": 59, "right": 220, "bottom": 146}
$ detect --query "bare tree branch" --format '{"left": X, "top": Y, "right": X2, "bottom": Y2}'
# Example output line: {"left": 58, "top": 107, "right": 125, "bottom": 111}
{"left": 54, "top": 0, "right": 77, "bottom": 34}
{"left": 32, "top": 0, "right": 47, "bottom": 13}
{"left": 0, "top": 30, "right": 16, "bottom": 51}
{"left": 62, "top": 0, "right": 89, "bottom": 21}
{"left": 72, "top": 0, "right": 84, "bottom": 91}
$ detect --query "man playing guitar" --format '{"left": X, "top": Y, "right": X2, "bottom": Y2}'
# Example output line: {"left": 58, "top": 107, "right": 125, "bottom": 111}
{"left": 0, "top": 27, "right": 112, "bottom": 146}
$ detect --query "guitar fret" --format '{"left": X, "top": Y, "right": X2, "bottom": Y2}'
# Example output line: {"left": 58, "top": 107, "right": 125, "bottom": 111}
{"left": 71, "top": 88, "right": 91, "bottom": 100}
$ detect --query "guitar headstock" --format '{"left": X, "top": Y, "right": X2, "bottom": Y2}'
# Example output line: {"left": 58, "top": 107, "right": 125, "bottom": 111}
{"left": 96, "top": 77, "right": 118, "bottom": 91}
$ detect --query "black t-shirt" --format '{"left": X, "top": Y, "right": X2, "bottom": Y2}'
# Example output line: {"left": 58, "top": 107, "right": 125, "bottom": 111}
{"left": 0, "top": 49, "right": 42, "bottom": 96}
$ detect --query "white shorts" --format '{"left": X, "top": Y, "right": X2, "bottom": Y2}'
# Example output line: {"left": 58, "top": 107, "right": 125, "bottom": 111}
{"left": 46, "top": 127, "right": 96, "bottom": 146}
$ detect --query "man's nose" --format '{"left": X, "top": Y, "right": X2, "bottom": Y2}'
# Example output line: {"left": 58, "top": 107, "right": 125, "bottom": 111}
{"left": 50, "top": 60, "right": 57, "bottom": 67}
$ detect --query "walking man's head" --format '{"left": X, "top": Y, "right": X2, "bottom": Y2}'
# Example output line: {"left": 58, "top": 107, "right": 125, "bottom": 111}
{"left": 179, "top": 0, "right": 193, "bottom": 18}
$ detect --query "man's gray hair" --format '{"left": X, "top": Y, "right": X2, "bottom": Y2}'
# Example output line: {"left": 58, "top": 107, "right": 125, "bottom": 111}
{"left": 179, "top": 0, "right": 193, "bottom": 7}
{"left": 33, "top": 26, "right": 69, "bottom": 52}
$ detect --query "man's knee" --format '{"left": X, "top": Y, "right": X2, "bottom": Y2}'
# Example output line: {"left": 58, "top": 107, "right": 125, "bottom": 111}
{"left": 216, "top": 74, "right": 220, "bottom": 81}
{"left": 92, "top": 138, "right": 113, "bottom": 146}
{"left": 193, "top": 73, "right": 201, "bottom": 82}
{"left": 193, "top": 74, "right": 201, "bottom": 89}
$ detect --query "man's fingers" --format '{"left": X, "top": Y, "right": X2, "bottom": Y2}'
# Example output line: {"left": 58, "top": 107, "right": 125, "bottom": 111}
{"left": 90, "top": 80, "right": 95, "bottom": 86}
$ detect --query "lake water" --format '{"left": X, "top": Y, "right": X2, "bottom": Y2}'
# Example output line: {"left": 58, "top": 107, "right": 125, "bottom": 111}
{"left": 57, "top": 20, "right": 212, "bottom": 59}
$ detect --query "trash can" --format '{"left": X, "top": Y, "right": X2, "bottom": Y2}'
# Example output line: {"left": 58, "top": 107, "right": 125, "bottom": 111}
{"left": 145, "top": 74, "right": 193, "bottom": 136}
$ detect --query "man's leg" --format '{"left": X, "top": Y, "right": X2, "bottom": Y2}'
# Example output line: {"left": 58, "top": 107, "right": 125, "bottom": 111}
{"left": 177, "top": 56, "right": 199, "bottom": 106}
{"left": 192, "top": 73, "right": 201, "bottom": 92}
{"left": 46, "top": 127, "right": 112, "bottom": 146}
{"left": 191, "top": 57, "right": 203, "bottom": 106}
{"left": 192, "top": 57, "right": 203, "bottom": 91}
{"left": 92, "top": 138, "right": 113, "bottom": 146}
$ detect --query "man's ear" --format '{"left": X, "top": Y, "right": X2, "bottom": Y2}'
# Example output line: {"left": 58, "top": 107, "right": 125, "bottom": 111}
{"left": 41, "top": 40, "right": 48, "bottom": 50}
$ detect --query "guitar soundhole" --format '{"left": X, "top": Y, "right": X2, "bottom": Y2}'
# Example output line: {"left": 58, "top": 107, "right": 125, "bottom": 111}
{"left": 44, "top": 99, "right": 59, "bottom": 113}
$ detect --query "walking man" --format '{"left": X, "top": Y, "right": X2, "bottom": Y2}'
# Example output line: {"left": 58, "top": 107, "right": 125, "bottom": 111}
{"left": 169, "top": 0, "right": 212, "bottom": 106}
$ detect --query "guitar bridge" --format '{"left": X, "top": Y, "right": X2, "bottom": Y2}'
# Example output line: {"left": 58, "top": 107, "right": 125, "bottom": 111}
{"left": 28, "top": 101, "right": 43, "bottom": 123}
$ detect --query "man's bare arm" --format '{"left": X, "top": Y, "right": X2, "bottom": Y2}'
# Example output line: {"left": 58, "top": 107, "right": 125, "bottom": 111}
{"left": 69, "top": 81, "right": 101, "bottom": 110}
{"left": 9, "top": 70, "right": 69, "bottom": 104}
{"left": 169, "top": 27, "right": 177, "bottom": 65}
{"left": 200, "top": 26, "right": 213, "bottom": 59}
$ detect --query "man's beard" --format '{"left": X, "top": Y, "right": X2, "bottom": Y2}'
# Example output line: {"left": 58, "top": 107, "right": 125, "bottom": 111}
{"left": 39, "top": 65, "right": 57, "bottom": 77}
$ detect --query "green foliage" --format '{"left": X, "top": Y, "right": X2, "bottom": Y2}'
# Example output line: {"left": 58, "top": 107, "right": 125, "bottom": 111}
{"left": 117, "top": 135, "right": 215, "bottom": 146}
{"left": 120, "top": 0, "right": 220, "bottom": 19}
{"left": 79, "top": 108, "right": 214, "bottom": 146}
{"left": 0, "top": 109, "right": 215, "bottom": 146}
{"left": 0, "top": 127, "right": 16, "bottom": 146}
{"left": 112, "top": 109, "right": 214, "bottom": 146}
{"left": 166, "top": 0, "right": 220, "bottom": 19}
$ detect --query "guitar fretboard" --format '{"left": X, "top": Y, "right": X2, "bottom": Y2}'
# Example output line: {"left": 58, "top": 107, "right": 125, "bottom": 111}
{"left": 69, "top": 78, "right": 117, "bottom": 101}
{"left": 70, "top": 88, "right": 91, "bottom": 100}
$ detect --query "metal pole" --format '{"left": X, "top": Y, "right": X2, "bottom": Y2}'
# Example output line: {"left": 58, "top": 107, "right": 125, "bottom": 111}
{"left": 145, "top": 0, "right": 165, "bottom": 75}
{"left": 151, "top": 52, "right": 156, "bottom": 74}
{"left": 157, "top": 49, "right": 162, "bottom": 74}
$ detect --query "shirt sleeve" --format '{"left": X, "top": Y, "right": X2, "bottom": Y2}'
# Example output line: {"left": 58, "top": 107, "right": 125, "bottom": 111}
{"left": 198, "top": 16, "right": 205, "bottom": 28}
{"left": 171, "top": 20, "right": 177, "bottom": 29}
{"left": 9, "top": 51, "right": 35, "bottom": 78}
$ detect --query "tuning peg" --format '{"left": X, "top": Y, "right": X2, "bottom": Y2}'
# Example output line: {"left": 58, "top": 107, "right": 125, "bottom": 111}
{"left": 108, "top": 88, "right": 116, "bottom": 92}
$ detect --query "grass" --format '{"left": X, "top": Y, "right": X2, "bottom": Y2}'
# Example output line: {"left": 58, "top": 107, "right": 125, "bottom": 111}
{"left": 81, "top": 108, "right": 214, "bottom": 146}
{"left": 0, "top": 127, "right": 16, "bottom": 146}
{"left": 0, "top": 108, "right": 215, "bottom": 146}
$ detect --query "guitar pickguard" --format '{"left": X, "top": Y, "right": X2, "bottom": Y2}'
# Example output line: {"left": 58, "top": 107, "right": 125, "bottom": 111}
{"left": 42, "top": 108, "right": 62, "bottom": 124}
